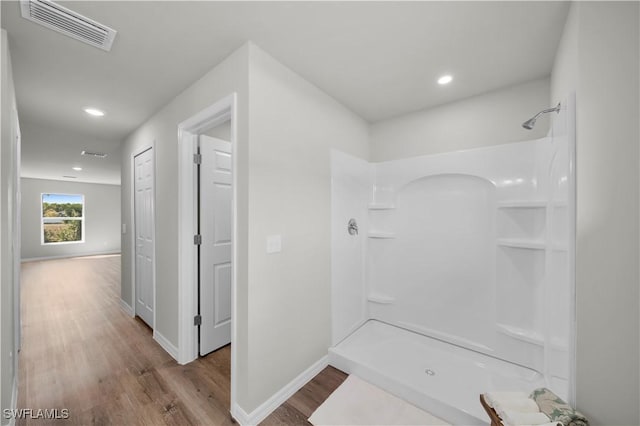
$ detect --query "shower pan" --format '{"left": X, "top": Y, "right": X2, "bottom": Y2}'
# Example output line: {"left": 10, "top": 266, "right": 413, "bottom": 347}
{"left": 329, "top": 97, "right": 575, "bottom": 424}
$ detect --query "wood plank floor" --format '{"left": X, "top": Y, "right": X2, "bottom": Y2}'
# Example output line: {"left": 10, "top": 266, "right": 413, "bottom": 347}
{"left": 261, "top": 367, "right": 347, "bottom": 425}
{"left": 18, "top": 255, "right": 346, "bottom": 425}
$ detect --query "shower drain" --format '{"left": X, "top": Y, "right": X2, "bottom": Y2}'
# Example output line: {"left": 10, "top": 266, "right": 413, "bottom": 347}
{"left": 424, "top": 369, "right": 436, "bottom": 376}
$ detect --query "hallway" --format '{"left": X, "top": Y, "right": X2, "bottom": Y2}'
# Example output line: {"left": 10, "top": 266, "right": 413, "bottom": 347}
{"left": 18, "top": 255, "right": 234, "bottom": 425}
{"left": 17, "top": 255, "right": 346, "bottom": 425}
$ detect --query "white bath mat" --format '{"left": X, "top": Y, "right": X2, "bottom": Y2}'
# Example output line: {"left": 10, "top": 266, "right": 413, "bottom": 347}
{"left": 308, "top": 374, "right": 450, "bottom": 426}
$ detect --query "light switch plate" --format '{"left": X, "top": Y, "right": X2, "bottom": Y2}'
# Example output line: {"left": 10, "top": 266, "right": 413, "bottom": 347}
{"left": 266, "top": 235, "right": 282, "bottom": 254}
{"left": 122, "top": 224, "right": 127, "bottom": 234}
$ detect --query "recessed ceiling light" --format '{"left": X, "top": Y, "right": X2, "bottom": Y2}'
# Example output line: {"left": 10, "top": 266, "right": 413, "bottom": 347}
{"left": 84, "top": 107, "right": 105, "bottom": 117}
{"left": 72, "top": 166, "right": 83, "bottom": 171}
{"left": 437, "top": 75, "right": 453, "bottom": 85}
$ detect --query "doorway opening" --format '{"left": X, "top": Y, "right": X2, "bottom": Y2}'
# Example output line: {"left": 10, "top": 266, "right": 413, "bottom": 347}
{"left": 177, "top": 93, "right": 238, "bottom": 417}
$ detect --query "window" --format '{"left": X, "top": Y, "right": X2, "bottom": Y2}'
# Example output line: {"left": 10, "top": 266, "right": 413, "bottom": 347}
{"left": 41, "top": 193, "right": 84, "bottom": 244}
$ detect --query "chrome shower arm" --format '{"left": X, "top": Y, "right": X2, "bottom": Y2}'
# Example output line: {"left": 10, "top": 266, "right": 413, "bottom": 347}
{"left": 522, "top": 102, "right": 561, "bottom": 130}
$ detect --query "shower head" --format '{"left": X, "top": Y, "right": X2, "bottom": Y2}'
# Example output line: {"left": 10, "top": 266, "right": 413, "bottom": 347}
{"left": 522, "top": 103, "right": 561, "bottom": 130}
{"left": 522, "top": 117, "right": 538, "bottom": 130}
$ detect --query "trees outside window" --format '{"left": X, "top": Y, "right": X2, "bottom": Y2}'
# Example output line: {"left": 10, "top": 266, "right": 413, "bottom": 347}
{"left": 41, "top": 193, "right": 84, "bottom": 244}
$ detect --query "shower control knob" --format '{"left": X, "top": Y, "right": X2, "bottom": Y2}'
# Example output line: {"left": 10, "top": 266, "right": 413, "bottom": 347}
{"left": 347, "top": 218, "right": 358, "bottom": 236}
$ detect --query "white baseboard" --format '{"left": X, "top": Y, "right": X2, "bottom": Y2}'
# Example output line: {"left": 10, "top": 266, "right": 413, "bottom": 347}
{"left": 153, "top": 331, "right": 179, "bottom": 362}
{"left": 230, "top": 405, "right": 251, "bottom": 426}
{"left": 21, "top": 251, "right": 121, "bottom": 263}
{"left": 119, "top": 299, "right": 134, "bottom": 317}
{"left": 233, "top": 355, "right": 329, "bottom": 426}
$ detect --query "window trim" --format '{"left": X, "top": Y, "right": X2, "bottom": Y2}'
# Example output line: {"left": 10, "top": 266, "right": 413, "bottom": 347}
{"left": 40, "top": 192, "right": 86, "bottom": 245}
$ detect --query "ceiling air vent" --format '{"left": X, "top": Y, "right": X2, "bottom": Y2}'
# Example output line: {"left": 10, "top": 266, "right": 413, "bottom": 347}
{"left": 81, "top": 150, "right": 108, "bottom": 159}
{"left": 20, "top": 0, "right": 117, "bottom": 51}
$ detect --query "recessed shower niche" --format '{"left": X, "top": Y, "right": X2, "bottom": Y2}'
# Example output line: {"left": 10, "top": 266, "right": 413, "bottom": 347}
{"left": 329, "top": 98, "right": 575, "bottom": 424}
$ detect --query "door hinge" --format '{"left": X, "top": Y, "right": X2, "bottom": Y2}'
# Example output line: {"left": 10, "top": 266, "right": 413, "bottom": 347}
{"left": 193, "top": 153, "right": 202, "bottom": 165}
{"left": 194, "top": 234, "right": 202, "bottom": 245}
{"left": 194, "top": 315, "right": 202, "bottom": 326}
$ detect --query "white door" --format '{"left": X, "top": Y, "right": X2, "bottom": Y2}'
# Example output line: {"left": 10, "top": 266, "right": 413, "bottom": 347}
{"left": 199, "top": 135, "right": 232, "bottom": 355}
{"left": 134, "top": 148, "right": 155, "bottom": 327}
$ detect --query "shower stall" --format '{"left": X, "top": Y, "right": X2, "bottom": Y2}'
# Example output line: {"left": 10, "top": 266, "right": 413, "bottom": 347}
{"left": 329, "top": 98, "right": 575, "bottom": 425}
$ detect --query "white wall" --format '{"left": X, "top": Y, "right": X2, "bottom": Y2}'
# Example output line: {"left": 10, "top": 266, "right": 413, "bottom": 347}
{"left": 0, "top": 28, "right": 19, "bottom": 426}
{"left": 20, "top": 178, "right": 120, "bottom": 260}
{"left": 245, "top": 44, "right": 369, "bottom": 412}
{"left": 551, "top": 3, "right": 639, "bottom": 424}
{"left": 550, "top": 5, "right": 578, "bottom": 110}
{"left": 121, "top": 42, "right": 369, "bottom": 417}
{"left": 370, "top": 78, "right": 551, "bottom": 161}
{"left": 120, "top": 43, "right": 250, "bottom": 376}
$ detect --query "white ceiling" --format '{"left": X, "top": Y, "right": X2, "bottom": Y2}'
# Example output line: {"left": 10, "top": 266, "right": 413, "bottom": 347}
{"left": 1, "top": 1, "right": 570, "bottom": 185}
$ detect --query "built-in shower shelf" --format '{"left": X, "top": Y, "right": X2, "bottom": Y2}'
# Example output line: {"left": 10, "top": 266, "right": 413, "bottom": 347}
{"left": 497, "top": 200, "right": 547, "bottom": 208}
{"left": 496, "top": 323, "right": 544, "bottom": 346}
{"left": 367, "top": 294, "right": 395, "bottom": 304}
{"left": 368, "top": 203, "right": 396, "bottom": 210}
{"left": 368, "top": 231, "right": 396, "bottom": 239}
{"left": 497, "top": 238, "right": 545, "bottom": 250}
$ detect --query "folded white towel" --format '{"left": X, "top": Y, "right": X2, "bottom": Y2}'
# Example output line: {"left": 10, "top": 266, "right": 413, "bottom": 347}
{"left": 502, "top": 410, "right": 550, "bottom": 426}
{"left": 484, "top": 392, "right": 529, "bottom": 408}
{"left": 494, "top": 398, "right": 540, "bottom": 418}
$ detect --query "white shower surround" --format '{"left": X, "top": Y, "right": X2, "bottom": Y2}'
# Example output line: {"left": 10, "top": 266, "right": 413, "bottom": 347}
{"left": 330, "top": 99, "right": 575, "bottom": 424}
